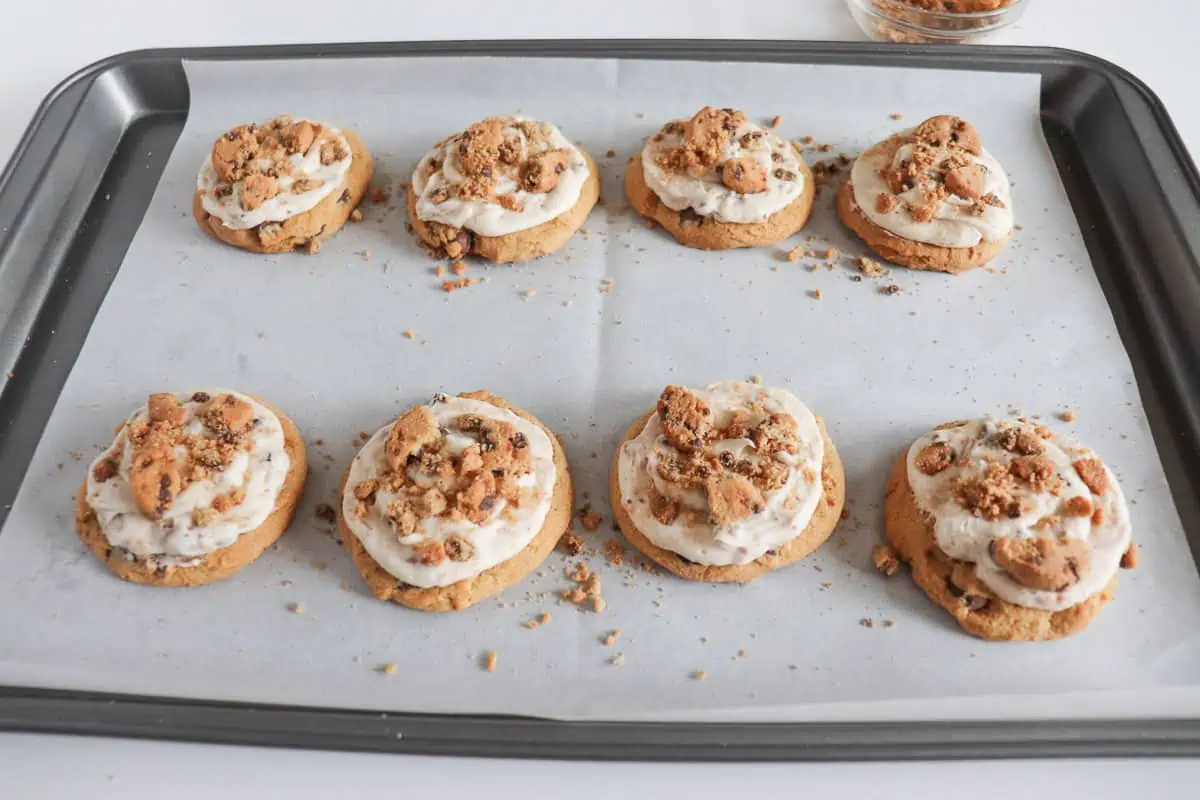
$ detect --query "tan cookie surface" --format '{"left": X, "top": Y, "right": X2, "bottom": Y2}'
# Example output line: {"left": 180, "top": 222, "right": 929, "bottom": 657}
{"left": 74, "top": 398, "right": 308, "bottom": 587}
{"left": 883, "top": 451, "right": 1115, "bottom": 640}
{"left": 609, "top": 411, "right": 844, "bottom": 582}
{"left": 836, "top": 143, "right": 1008, "bottom": 274}
{"left": 624, "top": 145, "right": 815, "bottom": 250}
{"left": 407, "top": 151, "right": 600, "bottom": 264}
{"left": 339, "top": 391, "right": 573, "bottom": 611}
{"left": 193, "top": 128, "right": 373, "bottom": 255}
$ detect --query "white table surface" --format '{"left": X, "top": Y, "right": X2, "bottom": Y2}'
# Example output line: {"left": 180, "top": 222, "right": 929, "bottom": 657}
{"left": 1, "top": 1, "right": 1197, "bottom": 796}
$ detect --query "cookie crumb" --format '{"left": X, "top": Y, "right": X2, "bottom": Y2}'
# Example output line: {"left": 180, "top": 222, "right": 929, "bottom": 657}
{"left": 592, "top": 595, "right": 607, "bottom": 613}
{"left": 880, "top": 283, "right": 902, "bottom": 295}
{"left": 559, "top": 532, "right": 584, "bottom": 555}
{"left": 403, "top": 329, "right": 416, "bottom": 339}
{"left": 1057, "top": 409, "right": 1077, "bottom": 422}
{"left": 1120, "top": 542, "right": 1140, "bottom": 569}
{"left": 369, "top": 187, "right": 390, "bottom": 203}
{"left": 523, "top": 289, "right": 536, "bottom": 298}
{"left": 376, "top": 661, "right": 398, "bottom": 675}
{"left": 602, "top": 630, "right": 621, "bottom": 647}
{"left": 889, "top": 112, "right": 903, "bottom": 120}
{"left": 809, "top": 289, "right": 822, "bottom": 300}
{"left": 749, "top": 375, "right": 763, "bottom": 385}
{"left": 603, "top": 539, "right": 625, "bottom": 565}
{"left": 484, "top": 650, "right": 498, "bottom": 672}
{"left": 872, "top": 544, "right": 900, "bottom": 576}
{"left": 692, "top": 670, "right": 707, "bottom": 681}
{"left": 605, "top": 149, "right": 616, "bottom": 158}
{"left": 883, "top": 619, "right": 897, "bottom": 628}
{"left": 349, "top": 208, "right": 363, "bottom": 223}
{"left": 824, "top": 247, "right": 838, "bottom": 261}
{"left": 578, "top": 507, "right": 603, "bottom": 531}
{"left": 859, "top": 617, "right": 875, "bottom": 628}
{"left": 287, "top": 602, "right": 305, "bottom": 614}
{"left": 786, "top": 244, "right": 805, "bottom": 262}
{"left": 314, "top": 503, "right": 336, "bottom": 524}
{"left": 610, "top": 652, "right": 626, "bottom": 667}
{"left": 858, "top": 256, "right": 886, "bottom": 278}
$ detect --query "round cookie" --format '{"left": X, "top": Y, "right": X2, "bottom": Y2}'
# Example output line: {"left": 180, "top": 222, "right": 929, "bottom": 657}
{"left": 836, "top": 176, "right": 1005, "bottom": 274}
{"left": 339, "top": 391, "right": 573, "bottom": 612}
{"left": 75, "top": 394, "right": 307, "bottom": 587}
{"left": 625, "top": 150, "right": 815, "bottom": 251}
{"left": 405, "top": 151, "right": 600, "bottom": 264}
{"left": 407, "top": 116, "right": 600, "bottom": 263}
{"left": 193, "top": 122, "right": 373, "bottom": 255}
{"left": 836, "top": 115, "right": 1012, "bottom": 273}
{"left": 610, "top": 383, "right": 844, "bottom": 583}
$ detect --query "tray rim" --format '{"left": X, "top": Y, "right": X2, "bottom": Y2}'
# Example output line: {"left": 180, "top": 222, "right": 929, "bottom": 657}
{"left": 2, "top": 38, "right": 1200, "bottom": 761}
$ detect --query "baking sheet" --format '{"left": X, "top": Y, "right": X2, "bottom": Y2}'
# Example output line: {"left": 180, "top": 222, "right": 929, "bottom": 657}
{"left": 1, "top": 56, "right": 1198, "bottom": 722}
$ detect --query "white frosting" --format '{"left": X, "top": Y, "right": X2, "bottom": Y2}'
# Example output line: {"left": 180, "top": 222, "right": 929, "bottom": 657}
{"left": 197, "top": 119, "right": 352, "bottom": 230}
{"left": 641, "top": 119, "right": 805, "bottom": 223}
{"left": 906, "top": 419, "right": 1131, "bottom": 611}
{"left": 342, "top": 396, "right": 557, "bottom": 588}
{"left": 411, "top": 116, "right": 589, "bottom": 237}
{"left": 85, "top": 390, "right": 291, "bottom": 565}
{"left": 851, "top": 132, "right": 1013, "bottom": 247}
{"left": 617, "top": 382, "right": 825, "bottom": 566}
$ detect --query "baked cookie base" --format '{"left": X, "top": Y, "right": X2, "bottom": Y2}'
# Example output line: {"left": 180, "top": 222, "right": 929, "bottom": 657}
{"left": 883, "top": 451, "right": 1115, "bottom": 641}
{"left": 836, "top": 176, "right": 1008, "bottom": 274}
{"left": 407, "top": 151, "right": 601, "bottom": 264}
{"left": 609, "top": 411, "right": 845, "bottom": 582}
{"left": 193, "top": 129, "right": 374, "bottom": 255}
{"left": 339, "top": 391, "right": 574, "bottom": 612}
{"left": 624, "top": 145, "right": 816, "bottom": 251}
{"left": 74, "top": 399, "right": 308, "bottom": 587}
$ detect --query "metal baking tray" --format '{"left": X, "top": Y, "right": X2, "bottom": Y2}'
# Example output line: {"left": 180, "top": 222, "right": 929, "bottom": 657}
{"left": 1, "top": 40, "right": 1199, "bottom": 760}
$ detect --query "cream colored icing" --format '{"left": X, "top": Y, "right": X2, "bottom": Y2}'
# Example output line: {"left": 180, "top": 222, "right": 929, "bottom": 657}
{"left": 617, "top": 382, "right": 824, "bottom": 566}
{"left": 411, "top": 116, "right": 589, "bottom": 237}
{"left": 851, "top": 132, "right": 1013, "bottom": 247}
{"left": 85, "top": 390, "right": 290, "bottom": 565}
{"left": 341, "top": 396, "right": 557, "bottom": 588}
{"left": 906, "top": 418, "right": 1130, "bottom": 611}
{"left": 197, "top": 119, "right": 352, "bottom": 230}
{"left": 640, "top": 120, "right": 805, "bottom": 223}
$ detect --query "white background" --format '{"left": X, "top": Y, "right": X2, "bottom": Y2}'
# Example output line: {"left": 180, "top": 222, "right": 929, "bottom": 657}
{"left": 1, "top": 0, "right": 1198, "bottom": 796}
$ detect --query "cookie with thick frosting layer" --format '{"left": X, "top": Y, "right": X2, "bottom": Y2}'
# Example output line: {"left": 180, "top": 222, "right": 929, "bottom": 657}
{"left": 610, "top": 382, "right": 843, "bottom": 582}
{"left": 625, "top": 108, "right": 815, "bottom": 250}
{"left": 339, "top": 391, "right": 573, "bottom": 612}
{"left": 407, "top": 116, "right": 599, "bottom": 263}
{"left": 837, "top": 115, "right": 1012, "bottom": 273}
{"left": 75, "top": 390, "right": 307, "bottom": 586}
{"left": 193, "top": 116, "right": 373, "bottom": 254}
{"left": 882, "top": 418, "right": 1137, "bottom": 640}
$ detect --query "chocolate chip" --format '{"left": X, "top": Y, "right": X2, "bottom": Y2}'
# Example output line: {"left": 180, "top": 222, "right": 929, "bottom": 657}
{"left": 191, "top": 391, "right": 211, "bottom": 403}
{"left": 765, "top": 549, "right": 779, "bottom": 556}
{"left": 338, "top": 189, "right": 350, "bottom": 204}
{"left": 512, "top": 432, "right": 528, "bottom": 449}
{"left": 479, "top": 495, "right": 497, "bottom": 511}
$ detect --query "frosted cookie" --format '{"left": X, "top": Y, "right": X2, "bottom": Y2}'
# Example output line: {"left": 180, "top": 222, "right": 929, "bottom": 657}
{"left": 625, "top": 107, "right": 815, "bottom": 250}
{"left": 884, "top": 418, "right": 1138, "bottom": 640}
{"left": 407, "top": 116, "right": 599, "bottom": 263}
{"left": 193, "top": 115, "right": 373, "bottom": 254}
{"left": 837, "top": 115, "right": 1013, "bottom": 273}
{"left": 75, "top": 390, "right": 307, "bottom": 586}
{"left": 339, "top": 391, "right": 573, "bottom": 611}
{"left": 611, "top": 382, "right": 844, "bottom": 582}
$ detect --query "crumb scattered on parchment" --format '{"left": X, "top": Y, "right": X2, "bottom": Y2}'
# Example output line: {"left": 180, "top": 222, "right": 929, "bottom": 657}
{"left": 369, "top": 187, "right": 391, "bottom": 203}
{"left": 801, "top": 135, "right": 814, "bottom": 144}
{"left": 817, "top": 143, "right": 835, "bottom": 152}
{"left": 880, "top": 283, "right": 902, "bottom": 296}
{"left": 889, "top": 112, "right": 903, "bottom": 120}
{"left": 602, "top": 630, "right": 621, "bottom": 647}
{"left": 858, "top": 256, "right": 887, "bottom": 278}
{"left": 523, "top": 612, "right": 553, "bottom": 630}
{"left": 819, "top": 582, "right": 833, "bottom": 591}
{"left": 809, "top": 289, "right": 822, "bottom": 300}
{"left": 314, "top": 503, "right": 336, "bottom": 524}
{"left": 452, "top": 260, "right": 467, "bottom": 276}
{"left": 1057, "top": 409, "right": 1077, "bottom": 422}
{"left": 435, "top": 265, "right": 446, "bottom": 277}
{"left": 692, "top": 670, "right": 707, "bottom": 681}
{"left": 605, "top": 149, "right": 616, "bottom": 158}
{"left": 403, "top": 329, "right": 416, "bottom": 340}
{"left": 883, "top": 620, "right": 897, "bottom": 628}
{"left": 737, "top": 648, "right": 748, "bottom": 659}
{"left": 873, "top": 544, "right": 901, "bottom": 576}
{"left": 484, "top": 650, "right": 498, "bottom": 672}
{"left": 604, "top": 539, "right": 625, "bottom": 565}
{"left": 287, "top": 602, "right": 305, "bottom": 614}
{"left": 749, "top": 375, "right": 763, "bottom": 385}
{"left": 770, "top": 115, "right": 782, "bottom": 128}
{"left": 559, "top": 532, "right": 584, "bottom": 555}
{"left": 1015, "top": 224, "right": 1024, "bottom": 231}
{"left": 578, "top": 506, "right": 603, "bottom": 532}
{"left": 610, "top": 652, "right": 626, "bottom": 667}
{"left": 859, "top": 617, "right": 875, "bottom": 628}
{"left": 824, "top": 247, "right": 838, "bottom": 262}
{"left": 1121, "top": 542, "right": 1140, "bottom": 569}
{"left": 376, "top": 661, "right": 398, "bottom": 675}
{"left": 561, "top": 561, "right": 605, "bottom": 612}
{"left": 349, "top": 208, "right": 363, "bottom": 223}
{"left": 786, "top": 244, "right": 805, "bottom": 262}
{"left": 523, "top": 289, "right": 536, "bottom": 298}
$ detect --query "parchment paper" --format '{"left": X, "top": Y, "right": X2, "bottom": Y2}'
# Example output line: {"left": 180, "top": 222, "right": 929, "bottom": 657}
{"left": 1, "top": 57, "right": 1198, "bottom": 721}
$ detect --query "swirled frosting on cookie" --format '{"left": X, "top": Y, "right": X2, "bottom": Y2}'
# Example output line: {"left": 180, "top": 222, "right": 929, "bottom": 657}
{"left": 85, "top": 390, "right": 291, "bottom": 564}
{"left": 342, "top": 394, "right": 557, "bottom": 588}
{"left": 197, "top": 115, "right": 353, "bottom": 230}
{"left": 851, "top": 115, "right": 1013, "bottom": 247}
{"left": 640, "top": 107, "right": 806, "bottom": 224}
{"left": 617, "top": 382, "right": 828, "bottom": 565}
{"left": 906, "top": 418, "right": 1131, "bottom": 611}
{"left": 412, "top": 115, "right": 590, "bottom": 237}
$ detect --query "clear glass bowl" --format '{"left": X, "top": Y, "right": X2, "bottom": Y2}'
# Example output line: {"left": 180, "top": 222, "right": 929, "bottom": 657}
{"left": 846, "top": 0, "right": 1029, "bottom": 44}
